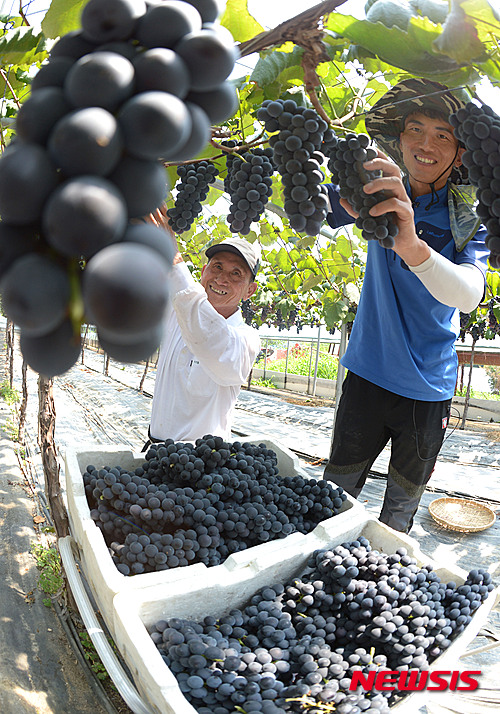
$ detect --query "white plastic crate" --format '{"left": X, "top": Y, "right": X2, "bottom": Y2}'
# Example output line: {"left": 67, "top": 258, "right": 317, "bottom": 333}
{"left": 63, "top": 434, "right": 367, "bottom": 638}
{"left": 111, "top": 517, "right": 499, "bottom": 714}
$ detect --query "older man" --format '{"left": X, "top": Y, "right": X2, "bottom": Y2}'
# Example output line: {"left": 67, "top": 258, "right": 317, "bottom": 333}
{"left": 148, "top": 219, "right": 260, "bottom": 444}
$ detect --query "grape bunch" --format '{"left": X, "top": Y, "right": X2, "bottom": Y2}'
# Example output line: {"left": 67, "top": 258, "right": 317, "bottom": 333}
{"left": 167, "top": 161, "right": 219, "bottom": 233}
{"left": 257, "top": 99, "right": 330, "bottom": 236}
{"left": 240, "top": 299, "right": 256, "bottom": 326}
{"left": 449, "top": 101, "right": 500, "bottom": 270}
{"left": 226, "top": 148, "right": 275, "bottom": 235}
{"left": 149, "top": 535, "right": 495, "bottom": 713}
{"left": 0, "top": 0, "right": 238, "bottom": 377}
{"left": 82, "top": 435, "right": 348, "bottom": 575}
{"left": 323, "top": 132, "right": 399, "bottom": 249}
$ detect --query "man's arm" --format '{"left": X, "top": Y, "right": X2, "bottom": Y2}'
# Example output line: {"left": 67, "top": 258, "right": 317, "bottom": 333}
{"left": 409, "top": 250, "right": 484, "bottom": 313}
{"left": 148, "top": 204, "right": 183, "bottom": 265}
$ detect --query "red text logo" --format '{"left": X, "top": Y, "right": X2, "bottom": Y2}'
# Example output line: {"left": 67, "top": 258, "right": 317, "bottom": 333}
{"left": 349, "top": 670, "right": 481, "bottom": 692}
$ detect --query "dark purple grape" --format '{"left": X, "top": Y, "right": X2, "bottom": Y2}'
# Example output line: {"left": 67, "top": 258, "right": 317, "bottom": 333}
{"left": 81, "top": 0, "right": 147, "bottom": 43}
{"left": 83, "top": 242, "right": 171, "bottom": 342}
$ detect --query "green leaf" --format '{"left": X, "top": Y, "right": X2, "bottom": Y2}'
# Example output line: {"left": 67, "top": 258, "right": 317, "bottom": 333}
{"left": 203, "top": 185, "right": 222, "bottom": 206}
{"left": 0, "top": 26, "right": 47, "bottom": 67}
{"left": 278, "top": 66, "right": 304, "bottom": 85}
{"left": 334, "top": 234, "right": 355, "bottom": 259}
{"left": 259, "top": 221, "right": 279, "bottom": 246}
{"left": 274, "top": 247, "right": 292, "bottom": 272}
{"left": 321, "top": 290, "right": 348, "bottom": 329}
{"left": 221, "top": 0, "right": 264, "bottom": 43}
{"left": 487, "top": 269, "right": 500, "bottom": 296}
{"left": 325, "top": 13, "right": 477, "bottom": 83}
{"left": 278, "top": 272, "right": 302, "bottom": 293}
{"left": 460, "top": 0, "right": 500, "bottom": 43}
{"left": 245, "top": 230, "right": 259, "bottom": 243}
{"left": 296, "top": 254, "right": 318, "bottom": 271}
{"left": 165, "top": 165, "right": 179, "bottom": 192}
{"left": 250, "top": 47, "right": 304, "bottom": 87}
{"left": 296, "top": 236, "right": 316, "bottom": 250}
{"left": 41, "top": 0, "right": 86, "bottom": 39}
{"left": 302, "top": 273, "right": 323, "bottom": 290}
{"left": 475, "top": 57, "right": 500, "bottom": 82}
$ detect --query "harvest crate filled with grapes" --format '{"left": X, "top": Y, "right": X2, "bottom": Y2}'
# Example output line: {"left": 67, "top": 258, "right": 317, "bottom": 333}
{"left": 109, "top": 517, "right": 498, "bottom": 714}
{"left": 63, "top": 435, "right": 365, "bottom": 640}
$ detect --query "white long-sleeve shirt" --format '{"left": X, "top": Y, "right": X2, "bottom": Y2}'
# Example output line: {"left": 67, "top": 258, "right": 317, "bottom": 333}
{"left": 149, "top": 262, "right": 260, "bottom": 443}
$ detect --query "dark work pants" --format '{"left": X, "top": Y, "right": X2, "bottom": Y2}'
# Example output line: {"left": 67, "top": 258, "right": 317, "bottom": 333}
{"left": 323, "top": 372, "right": 451, "bottom": 533}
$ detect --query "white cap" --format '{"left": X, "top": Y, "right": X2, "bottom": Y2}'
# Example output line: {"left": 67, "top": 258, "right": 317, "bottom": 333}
{"left": 205, "top": 237, "right": 261, "bottom": 278}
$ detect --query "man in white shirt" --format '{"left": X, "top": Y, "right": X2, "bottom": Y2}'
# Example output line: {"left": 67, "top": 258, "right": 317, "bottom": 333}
{"left": 148, "top": 224, "right": 261, "bottom": 444}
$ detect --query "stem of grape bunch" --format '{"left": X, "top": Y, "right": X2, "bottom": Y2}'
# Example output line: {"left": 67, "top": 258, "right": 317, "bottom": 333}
{"left": 68, "top": 259, "right": 85, "bottom": 337}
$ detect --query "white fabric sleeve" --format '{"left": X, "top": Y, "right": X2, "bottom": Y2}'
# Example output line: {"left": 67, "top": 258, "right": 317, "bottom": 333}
{"left": 169, "top": 261, "right": 196, "bottom": 294}
{"left": 172, "top": 276, "right": 260, "bottom": 387}
{"left": 409, "top": 248, "right": 484, "bottom": 313}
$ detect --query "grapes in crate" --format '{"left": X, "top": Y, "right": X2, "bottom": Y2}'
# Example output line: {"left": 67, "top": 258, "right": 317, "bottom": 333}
{"left": 449, "top": 101, "right": 500, "bottom": 270}
{"left": 149, "top": 536, "right": 495, "bottom": 713}
{"left": 323, "top": 131, "right": 399, "bottom": 248}
{"left": 82, "top": 435, "right": 348, "bottom": 574}
{"left": 0, "top": 0, "right": 238, "bottom": 376}
{"left": 257, "top": 99, "right": 330, "bottom": 236}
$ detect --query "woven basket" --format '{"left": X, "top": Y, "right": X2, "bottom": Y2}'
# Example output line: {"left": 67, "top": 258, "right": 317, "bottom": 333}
{"left": 428, "top": 497, "right": 496, "bottom": 533}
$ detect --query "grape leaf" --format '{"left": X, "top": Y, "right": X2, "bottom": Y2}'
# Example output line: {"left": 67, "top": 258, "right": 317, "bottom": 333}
{"left": 321, "top": 290, "right": 348, "bottom": 330}
{"left": 250, "top": 47, "right": 304, "bottom": 87}
{"left": 302, "top": 273, "right": 323, "bottom": 291}
{"left": 221, "top": 0, "right": 264, "bottom": 43}
{"left": 475, "top": 57, "right": 500, "bottom": 82}
{"left": 459, "top": 0, "right": 500, "bottom": 42}
{"left": 325, "top": 13, "right": 478, "bottom": 83}
{"left": 275, "top": 247, "right": 292, "bottom": 272}
{"left": 0, "top": 26, "right": 47, "bottom": 67}
{"left": 41, "top": 0, "right": 86, "bottom": 39}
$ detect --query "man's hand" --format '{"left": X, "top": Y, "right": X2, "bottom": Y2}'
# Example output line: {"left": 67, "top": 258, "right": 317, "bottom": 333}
{"left": 341, "top": 151, "right": 431, "bottom": 267}
{"left": 146, "top": 203, "right": 184, "bottom": 265}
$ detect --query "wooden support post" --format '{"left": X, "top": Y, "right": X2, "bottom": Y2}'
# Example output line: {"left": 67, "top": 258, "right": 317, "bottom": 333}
{"left": 37, "top": 375, "right": 70, "bottom": 538}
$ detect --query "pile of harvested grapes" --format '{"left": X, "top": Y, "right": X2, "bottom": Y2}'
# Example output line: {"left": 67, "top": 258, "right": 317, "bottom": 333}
{"left": 83, "top": 435, "right": 347, "bottom": 574}
{"left": 149, "top": 535, "right": 494, "bottom": 713}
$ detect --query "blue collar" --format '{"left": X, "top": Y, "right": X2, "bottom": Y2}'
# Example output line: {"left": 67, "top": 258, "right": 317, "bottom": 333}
{"left": 405, "top": 180, "right": 448, "bottom": 210}
{"left": 404, "top": 179, "right": 480, "bottom": 251}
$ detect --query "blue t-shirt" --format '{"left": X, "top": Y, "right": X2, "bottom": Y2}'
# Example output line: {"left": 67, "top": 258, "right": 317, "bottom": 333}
{"left": 326, "top": 183, "right": 488, "bottom": 401}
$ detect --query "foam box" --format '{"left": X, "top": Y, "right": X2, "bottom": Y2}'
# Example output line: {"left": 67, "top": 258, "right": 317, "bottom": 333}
{"left": 112, "top": 517, "right": 499, "bottom": 714}
{"left": 63, "top": 434, "right": 367, "bottom": 638}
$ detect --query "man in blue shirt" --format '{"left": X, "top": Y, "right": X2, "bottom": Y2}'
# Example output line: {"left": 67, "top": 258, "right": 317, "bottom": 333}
{"left": 323, "top": 78, "right": 488, "bottom": 533}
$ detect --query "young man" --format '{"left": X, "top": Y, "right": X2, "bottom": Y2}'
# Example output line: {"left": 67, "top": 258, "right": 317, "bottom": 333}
{"left": 323, "top": 78, "right": 489, "bottom": 533}
{"left": 148, "top": 214, "right": 261, "bottom": 444}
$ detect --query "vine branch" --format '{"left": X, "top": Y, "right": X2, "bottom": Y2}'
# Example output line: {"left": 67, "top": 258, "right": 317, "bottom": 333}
{"left": 238, "top": 0, "right": 347, "bottom": 58}
{"left": 238, "top": 1, "right": 351, "bottom": 127}
{"left": 18, "top": 1, "right": 29, "bottom": 26}
{"left": 0, "top": 67, "right": 22, "bottom": 109}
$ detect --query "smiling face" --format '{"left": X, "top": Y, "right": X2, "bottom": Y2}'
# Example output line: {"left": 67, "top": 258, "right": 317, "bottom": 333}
{"left": 200, "top": 250, "right": 257, "bottom": 318}
{"left": 399, "top": 111, "right": 464, "bottom": 197}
